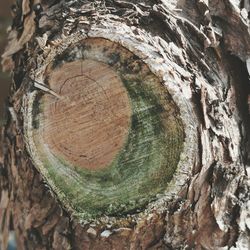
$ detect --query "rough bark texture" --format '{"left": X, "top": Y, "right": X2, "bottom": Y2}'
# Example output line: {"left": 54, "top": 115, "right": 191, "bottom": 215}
{"left": 1, "top": 0, "right": 250, "bottom": 249}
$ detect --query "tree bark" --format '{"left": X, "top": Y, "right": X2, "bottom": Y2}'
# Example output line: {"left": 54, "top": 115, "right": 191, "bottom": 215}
{"left": 1, "top": 0, "right": 250, "bottom": 249}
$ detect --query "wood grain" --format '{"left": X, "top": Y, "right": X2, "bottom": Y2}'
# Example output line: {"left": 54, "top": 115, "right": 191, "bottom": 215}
{"left": 42, "top": 60, "right": 131, "bottom": 170}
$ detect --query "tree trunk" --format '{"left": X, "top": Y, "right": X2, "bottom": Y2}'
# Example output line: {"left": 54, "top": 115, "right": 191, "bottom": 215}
{"left": 1, "top": 0, "right": 249, "bottom": 249}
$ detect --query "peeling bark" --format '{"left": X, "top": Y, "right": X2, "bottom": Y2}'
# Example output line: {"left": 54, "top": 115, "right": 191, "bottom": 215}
{"left": 0, "top": 0, "right": 249, "bottom": 249}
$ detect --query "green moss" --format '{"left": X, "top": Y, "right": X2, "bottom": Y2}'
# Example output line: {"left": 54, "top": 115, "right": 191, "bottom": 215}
{"left": 32, "top": 39, "right": 185, "bottom": 220}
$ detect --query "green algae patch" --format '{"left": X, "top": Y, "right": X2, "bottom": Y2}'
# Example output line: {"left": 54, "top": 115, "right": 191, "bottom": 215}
{"left": 29, "top": 38, "right": 185, "bottom": 220}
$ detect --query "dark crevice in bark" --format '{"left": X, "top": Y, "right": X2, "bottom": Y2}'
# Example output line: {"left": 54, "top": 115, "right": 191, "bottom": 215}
{"left": 227, "top": 55, "right": 250, "bottom": 165}
{"left": 12, "top": 7, "right": 23, "bottom": 32}
{"left": 190, "top": 80, "right": 206, "bottom": 127}
{"left": 228, "top": 203, "right": 241, "bottom": 248}
{"left": 144, "top": 13, "right": 169, "bottom": 41}
{"left": 41, "top": 0, "right": 61, "bottom": 9}
{"left": 211, "top": 164, "right": 229, "bottom": 198}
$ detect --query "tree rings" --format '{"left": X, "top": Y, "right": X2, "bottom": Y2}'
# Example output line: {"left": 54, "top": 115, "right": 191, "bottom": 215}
{"left": 28, "top": 38, "right": 185, "bottom": 219}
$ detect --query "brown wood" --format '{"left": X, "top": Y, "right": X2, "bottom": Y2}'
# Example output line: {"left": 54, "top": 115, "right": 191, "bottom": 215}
{"left": 42, "top": 60, "right": 131, "bottom": 170}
